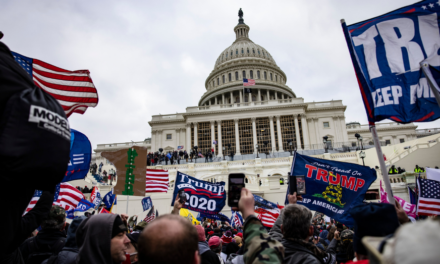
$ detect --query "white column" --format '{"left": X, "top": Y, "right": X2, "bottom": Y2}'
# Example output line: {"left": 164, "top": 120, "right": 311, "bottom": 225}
{"left": 230, "top": 91, "right": 233, "bottom": 103}
{"left": 239, "top": 90, "right": 243, "bottom": 103}
{"left": 218, "top": 121, "right": 223, "bottom": 157}
{"left": 269, "top": 116, "right": 276, "bottom": 152}
{"left": 266, "top": 90, "right": 270, "bottom": 101}
{"left": 332, "top": 116, "right": 340, "bottom": 143}
{"left": 258, "top": 89, "right": 261, "bottom": 102}
{"left": 281, "top": 94, "right": 285, "bottom": 100}
{"left": 294, "top": 115, "right": 302, "bottom": 150}
{"left": 194, "top": 122, "right": 198, "bottom": 147}
{"left": 252, "top": 117, "right": 257, "bottom": 154}
{"left": 157, "top": 130, "right": 162, "bottom": 149}
{"left": 248, "top": 92, "right": 252, "bottom": 103}
{"left": 314, "top": 118, "right": 320, "bottom": 144}
{"left": 234, "top": 119, "right": 241, "bottom": 155}
{"left": 274, "top": 92, "right": 278, "bottom": 100}
{"left": 176, "top": 129, "right": 180, "bottom": 147}
{"left": 276, "top": 115, "right": 284, "bottom": 152}
{"left": 208, "top": 99, "right": 211, "bottom": 106}
{"left": 300, "top": 114, "right": 310, "bottom": 149}
{"left": 222, "top": 94, "right": 225, "bottom": 104}
{"left": 186, "top": 123, "right": 191, "bottom": 151}
{"left": 210, "top": 121, "right": 215, "bottom": 153}
{"left": 214, "top": 97, "right": 217, "bottom": 105}
{"left": 151, "top": 130, "right": 156, "bottom": 152}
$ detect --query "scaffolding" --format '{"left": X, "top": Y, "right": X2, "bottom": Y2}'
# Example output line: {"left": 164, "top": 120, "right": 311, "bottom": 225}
{"left": 256, "top": 117, "right": 272, "bottom": 154}
{"left": 221, "top": 120, "right": 236, "bottom": 155}
{"left": 238, "top": 119, "right": 254, "bottom": 155}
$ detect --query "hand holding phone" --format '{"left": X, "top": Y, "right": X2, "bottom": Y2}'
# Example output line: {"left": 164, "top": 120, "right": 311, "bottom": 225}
{"left": 289, "top": 175, "right": 306, "bottom": 195}
{"left": 228, "top": 173, "right": 245, "bottom": 207}
{"left": 178, "top": 190, "right": 187, "bottom": 204}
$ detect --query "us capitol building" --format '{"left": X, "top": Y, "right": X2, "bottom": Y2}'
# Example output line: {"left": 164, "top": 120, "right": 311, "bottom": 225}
{"left": 84, "top": 10, "right": 440, "bottom": 218}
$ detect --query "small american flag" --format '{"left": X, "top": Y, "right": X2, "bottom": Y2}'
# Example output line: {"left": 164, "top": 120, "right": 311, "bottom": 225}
{"left": 243, "top": 78, "right": 255, "bottom": 86}
{"left": 417, "top": 177, "right": 440, "bottom": 216}
{"left": 144, "top": 206, "right": 156, "bottom": 223}
{"left": 24, "top": 182, "right": 84, "bottom": 214}
{"left": 146, "top": 169, "right": 169, "bottom": 193}
{"left": 12, "top": 51, "right": 98, "bottom": 117}
{"left": 177, "top": 146, "right": 184, "bottom": 150}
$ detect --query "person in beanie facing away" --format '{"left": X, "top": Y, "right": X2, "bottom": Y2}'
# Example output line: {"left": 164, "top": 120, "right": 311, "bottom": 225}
{"left": 349, "top": 203, "right": 401, "bottom": 262}
{"left": 335, "top": 229, "right": 355, "bottom": 263}
{"left": 75, "top": 214, "right": 130, "bottom": 263}
{"left": 20, "top": 205, "right": 67, "bottom": 264}
{"left": 269, "top": 192, "right": 338, "bottom": 264}
{"left": 196, "top": 225, "right": 221, "bottom": 264}
{"left": 220, "top": 230, "right": 233, "bottom": 262}
{"left": 208, "top": 236, "right": 224, "bottom": 264}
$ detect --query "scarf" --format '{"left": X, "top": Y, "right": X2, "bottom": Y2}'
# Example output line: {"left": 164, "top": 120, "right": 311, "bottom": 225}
{"left": 286, "top": 238, "right": 331, "bottom": 264}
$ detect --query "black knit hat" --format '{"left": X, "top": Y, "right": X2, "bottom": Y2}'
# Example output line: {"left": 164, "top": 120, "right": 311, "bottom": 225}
{"left": 112, "top": 215, "right": 127, "bottom": 238}
{"left": 349, "top": 203, "right": 400, "bottom": 255}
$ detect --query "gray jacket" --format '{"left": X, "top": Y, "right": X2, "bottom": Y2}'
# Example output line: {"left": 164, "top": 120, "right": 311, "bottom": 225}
{"left": 269, "top": 210, "right": 337, "bottom": 264}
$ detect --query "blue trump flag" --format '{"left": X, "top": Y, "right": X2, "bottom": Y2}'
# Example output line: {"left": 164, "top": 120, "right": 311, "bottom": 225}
{"left": 103, "top": 190, "right": 116, "bottom": 209}
{"left": 230, "top": 211, "right": 244, "bottom": 227}
{"left": 286, "top": 152, "right": 376, "bottom": 226}
{"left": 172, "top": 171, "right": 226, "bottom": 214}
{"left": 198, "top": 212, "right": 230, "bottom": 222}
{"left": 62, "top": 129, "right": 92, "bottom": 182}
{"left": 142, "top": 197, "right": 153, "bottom": 212}
{"left": 342, "top": 0, "right": 440, "bottom": 124}
{"left": 74, "top": 199, "right": 95, "bottom": 213}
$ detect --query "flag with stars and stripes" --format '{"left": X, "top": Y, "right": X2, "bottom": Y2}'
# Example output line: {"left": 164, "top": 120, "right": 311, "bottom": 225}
{"left": 417, "top": 177, "right": 440, "bottom": 216}
{"left": 144, "top": 206, "right": 156, "bottom": 223}
{"left": 25, "top": 190, "right": 43, "bottom": 213}
{"left": 230, "top": 211, "right": 243, "bottom": 228}
{"left": 11, "top": 51, "right": 98, "bottom": 117}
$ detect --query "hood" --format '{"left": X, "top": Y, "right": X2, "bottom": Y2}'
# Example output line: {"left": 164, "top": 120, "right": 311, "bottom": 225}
{"left": 198, "top": 241, "right": 210, "bottom": 255}
{"left": 76, "top": 214, "right": 118, "bottom": 264}
{"left": 319, "top": 230, "right": 329, "bottom": 240}
{"left": 65, "top": 216, "right": 87, "bottom": 248}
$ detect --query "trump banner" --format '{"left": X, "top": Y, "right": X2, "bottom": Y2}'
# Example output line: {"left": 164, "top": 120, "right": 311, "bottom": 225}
{"left": 62, "top": 129, "right": 92, "bottom": 182}
{"left": 198, "top": 212, "right": 230, "bottom": 222}
{"left": 287, "top": 152, "right": 377, "bottom": 226}
{"left": 172, "top": 171, "right": 226, "bottom": 214}
{"left": 342, "top": 0, "right": 440, "bottom": 124}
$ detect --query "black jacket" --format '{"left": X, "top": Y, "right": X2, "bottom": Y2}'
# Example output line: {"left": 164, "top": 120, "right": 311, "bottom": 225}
{"left": 199, "top": 241, "right": 220, "bottom": 264}
{"left": 20, "top": 230, "right": 66, "bottom": 263}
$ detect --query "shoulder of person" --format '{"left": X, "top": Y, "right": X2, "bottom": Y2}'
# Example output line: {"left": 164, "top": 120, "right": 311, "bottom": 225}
{"left": 285, "top": 251, "right": 322, "bottom": 264}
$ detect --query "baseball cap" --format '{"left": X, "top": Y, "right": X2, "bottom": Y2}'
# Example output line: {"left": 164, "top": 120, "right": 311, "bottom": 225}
{"left": 112, "top": 215, "right": 127, "bottom": 238}
{"left": 42, "top": 205, "right": 66, "bottom": 228}
{"left": 127, "top": 231, "right": 140, "bottom": 244}
{"left": 208, "top": 236, "right": 221, "bottom": 247}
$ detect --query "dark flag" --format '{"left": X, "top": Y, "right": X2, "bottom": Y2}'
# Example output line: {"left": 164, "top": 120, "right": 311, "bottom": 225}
{"left": 244, "top": 88, "right": 252, "bottom": 93}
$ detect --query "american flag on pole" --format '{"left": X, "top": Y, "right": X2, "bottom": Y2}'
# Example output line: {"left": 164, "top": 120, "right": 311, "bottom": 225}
{"left": 243, "top": 78, "right": 255, "bottom": 86}
{"left": 417, "top": 177, "right": 440, "bottom": 216}
{"left": 254, "top": 203, "right": 283, "bottom": 228}
{"left": 146, "top": 169, "right": 169, "bottom": 193}
{"left": 24, "top": 182, "right": 84, "bottom": 214}
{"left": 11, "top": 51, "right": 98, "bottom": 117}
{"left": 144, "top": 206, "right": 156, "bottom": 223}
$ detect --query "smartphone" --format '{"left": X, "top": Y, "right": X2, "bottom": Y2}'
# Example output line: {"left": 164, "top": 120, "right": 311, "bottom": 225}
{"left": 228, "top": 173, "right": 246, "bottom": 207}
{"left": 289, "top": 175, "right": 306, "bottom": 195}
{"left": 178, "top": 190, "right": 187, "bottom": 204}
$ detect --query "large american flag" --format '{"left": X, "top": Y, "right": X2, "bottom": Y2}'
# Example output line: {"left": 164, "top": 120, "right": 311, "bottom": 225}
{"left": 146, "top": 169, "right": 169, "bottom": 193}
{"left": 12, "top": 51, "right": 98, "bottom": 117}
{"left": 24, "top": 182, "right": 85, "bottom": 214}
{"left": 417, "top": 177, "right": 440, "bottom": 216}
{"left": 243, "top": 78, "right": 255, "bottom": 86}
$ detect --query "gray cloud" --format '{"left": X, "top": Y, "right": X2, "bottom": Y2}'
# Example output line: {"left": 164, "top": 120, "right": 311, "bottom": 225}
{"left": 1, "top": 0, "right": 439, "bottom": 150}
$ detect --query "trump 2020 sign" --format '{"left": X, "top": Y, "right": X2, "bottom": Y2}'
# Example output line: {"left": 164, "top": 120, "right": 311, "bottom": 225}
{"left": 342, "top": 0, "right": 440, "bottom": 124}
{"left": 172, "top": 171, "right": 226, "bottom": 215}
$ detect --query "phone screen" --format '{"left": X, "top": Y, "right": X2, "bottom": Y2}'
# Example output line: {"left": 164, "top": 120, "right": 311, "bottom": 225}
{"left": 228, "top": 174, "right": 245, "bottom": 207}
{"left": 296, "top": 176, "right": 306, "bottom": 194}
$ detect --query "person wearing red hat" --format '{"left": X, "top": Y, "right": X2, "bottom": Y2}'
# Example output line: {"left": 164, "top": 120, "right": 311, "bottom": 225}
{"left": 195, "top": 225, "right": 220, "bottom": 264}
{"left": 208, "top": 236, "right": 224, "bottom": 264}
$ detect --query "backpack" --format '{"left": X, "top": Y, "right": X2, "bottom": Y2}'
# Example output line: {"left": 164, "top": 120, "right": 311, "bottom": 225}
{"left": 25, "top": 237, "right": 66, "bottom": 264}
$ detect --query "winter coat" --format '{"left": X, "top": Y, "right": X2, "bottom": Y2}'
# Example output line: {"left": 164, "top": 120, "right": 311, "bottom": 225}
{"left": 75, "top": 214, "right": 119, "bottom": 264}
{"left": 199, "top": 241, "right": 220, "bottom": 264}
{"left": 19, "top": 230, "right": 66, "bottom": 262}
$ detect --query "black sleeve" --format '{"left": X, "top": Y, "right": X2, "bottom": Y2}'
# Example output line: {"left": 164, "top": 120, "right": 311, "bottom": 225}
{"left": 20, "top": 191, "right": 54, "bottom": 240}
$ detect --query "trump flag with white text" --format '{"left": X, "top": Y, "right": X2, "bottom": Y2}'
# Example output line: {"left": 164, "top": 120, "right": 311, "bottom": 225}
{"left": 342, "top": 0, "right": 440, "bottom": 124}
{"left": 287, "top": 152, "right": 377, "bottom": 226}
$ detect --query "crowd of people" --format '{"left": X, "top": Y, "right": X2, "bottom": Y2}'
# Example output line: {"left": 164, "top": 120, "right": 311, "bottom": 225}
{"left": 3, "top": 187, "right": 440, "bottom": 264}
{"left": 147, "top": 149, "right": 220, "bottom": 166}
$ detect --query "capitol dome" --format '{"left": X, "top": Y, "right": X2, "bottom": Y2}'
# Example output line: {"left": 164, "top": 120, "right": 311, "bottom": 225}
{"left": 199, "top": 9, "right": 296, "bottom": 106}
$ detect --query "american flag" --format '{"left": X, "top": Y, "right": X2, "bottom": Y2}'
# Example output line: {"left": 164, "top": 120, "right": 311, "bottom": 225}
{"left": 417, "top": 177, "right": 440, "bottom": 216}
{"left": 255, "top": 204, "right": 283, "bottom": 228}
{"left": 24, "top": 182, "right": 84, "bottom": 214}
{"left": 12, "top": 51, "right": 98, "bottom": 117}
{"left": 177, "top": 146, "right": 184, "bottom": 150}
{"left": 144, "top": 206, "right": 156, "bottom": 223}
{"left": 243, "top": 78, "right": 255, "bottom": 86}
{"left": 146, "top": 169, "right": 169, "bottom": 193}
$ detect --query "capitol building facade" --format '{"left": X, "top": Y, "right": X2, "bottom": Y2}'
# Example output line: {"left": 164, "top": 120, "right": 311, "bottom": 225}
{"left": 83, "top": 11, "right": 440, "bottom": 218}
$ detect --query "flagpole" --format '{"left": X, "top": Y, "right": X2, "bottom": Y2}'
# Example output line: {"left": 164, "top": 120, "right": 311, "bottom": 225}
{"left": 421, "top": 62, "right": 440, "bottom": 107}
{"left": 370, "top": 125, "right": 395, "bottom": 204}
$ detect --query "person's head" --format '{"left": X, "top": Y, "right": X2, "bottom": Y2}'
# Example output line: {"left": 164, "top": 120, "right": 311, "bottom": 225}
{"left": 416, "top": 165, "right": 419, "bottom": 168}
{"left": 41, "top": 205, "right": 66, "bottom": 231}
{"left": 138, "top": 214, "right": 199, "bottom": 264}
{"left": 281, "top": 204, "right": 313, "bottom": 240}
{"left": 111, "top": 215, "right": 131, "bottom": 263}
{"left": 208, "top": 236, "right": 222, "bottom": 253}
{"left": 234, "top": 236, "right": 242, "bottom": 247}
{"left": 126, "top": 231, "right": 140, "bottom": 263}
{"left": 195, "top": 225, "right": 206, "bottom": 242}
{"left": 328, "top": 226, "right": 336, "bottom": 241}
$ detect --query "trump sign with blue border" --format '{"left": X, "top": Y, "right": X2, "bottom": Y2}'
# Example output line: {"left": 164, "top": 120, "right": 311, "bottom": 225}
{"left": 172, "top": 171, "right": 226, "bottom": 215}
{"left": 62, "top": 129, "right": 92, "bottom": 182}
{"left": 342, "top": 0, "right": 440, "bottom": 124}
{"left": 287, "top": 152, "right": 377, "bottom": 226}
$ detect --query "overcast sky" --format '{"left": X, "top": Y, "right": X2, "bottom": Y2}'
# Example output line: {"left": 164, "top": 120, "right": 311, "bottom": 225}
{"left": 2, "top": 0, "right": 439, "bottom": 150}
